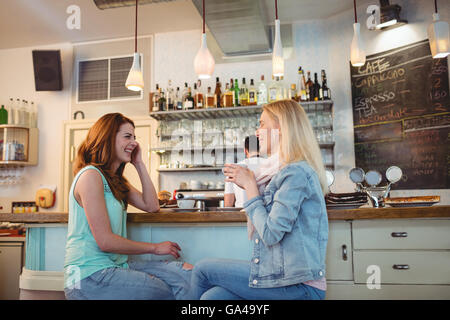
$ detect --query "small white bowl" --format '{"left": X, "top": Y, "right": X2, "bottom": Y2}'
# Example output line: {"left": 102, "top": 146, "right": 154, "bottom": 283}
{"left": 177, "top": 199, "right": 196, "bottom": 209}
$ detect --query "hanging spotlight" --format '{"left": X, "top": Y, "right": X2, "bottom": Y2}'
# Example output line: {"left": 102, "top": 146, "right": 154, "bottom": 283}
{"left": 375, "top": 0, "right": 407, "bottom": 30}
{"left": 194, "top": 0, "right": 215, "bottom": 79}
{"left": 126, "top": 0, "right": 144, "bottom": 91}
{"left": 428, "top": 0, "right": 450, "bottom": 58}
{"left": 351, "top": 0, "right": 366, "bottom": 67}
{"left": 272, "top": 0, "right": 284, "bottom": 77}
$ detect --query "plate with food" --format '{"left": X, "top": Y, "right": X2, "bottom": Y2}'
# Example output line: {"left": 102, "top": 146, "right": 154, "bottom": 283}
{"left": 385, "top": 196, "right": 440, "bottom": 207}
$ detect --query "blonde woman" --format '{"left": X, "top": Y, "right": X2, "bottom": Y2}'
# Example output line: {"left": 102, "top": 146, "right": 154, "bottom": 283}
{"left": 191, "top": 100, "right": 329, "bottom": 300}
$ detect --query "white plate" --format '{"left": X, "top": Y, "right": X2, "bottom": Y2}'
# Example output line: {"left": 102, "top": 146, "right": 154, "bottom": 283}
{"left": 326, "top": 203, "right": 366, "bottom": 210}
{"left": 387, "top": 202, "right": 439, "bottom": 208}
{"left": 207, "top": 207, "right": 243, "bottom": 212}
{"left": 170, "top": 208, "right": 201, "bottom": 212}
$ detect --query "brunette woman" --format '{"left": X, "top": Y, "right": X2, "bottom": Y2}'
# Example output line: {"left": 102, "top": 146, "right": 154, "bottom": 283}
{"left": 64, "top": 113, "right": 192, "bottom": 300}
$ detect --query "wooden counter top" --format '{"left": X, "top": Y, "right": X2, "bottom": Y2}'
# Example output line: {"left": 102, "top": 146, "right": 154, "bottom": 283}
{"left": 0, "top": 205, "right": 449, "bottom": 224}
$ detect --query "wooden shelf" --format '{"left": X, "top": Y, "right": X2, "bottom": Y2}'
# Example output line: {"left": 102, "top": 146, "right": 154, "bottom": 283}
{"left": 157, "top": 166, "right": 224, "bottom": 172}
{"left": 149, "top": 101, "right": 333, "bottom": 121}
{"left": 153, "top": 142, "right": 334, "bottom": 153}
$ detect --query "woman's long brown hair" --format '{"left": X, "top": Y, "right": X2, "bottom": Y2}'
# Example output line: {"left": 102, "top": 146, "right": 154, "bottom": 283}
{"left": 73, "top": 113, "right": 135, "bottom": 206}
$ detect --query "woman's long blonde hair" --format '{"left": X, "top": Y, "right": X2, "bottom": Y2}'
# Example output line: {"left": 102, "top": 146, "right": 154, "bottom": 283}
{"left": 263, "top": 100, "right": 328, "bottom": 194}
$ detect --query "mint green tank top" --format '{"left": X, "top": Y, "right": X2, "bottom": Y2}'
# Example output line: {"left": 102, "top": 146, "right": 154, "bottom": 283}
{"left": 64, "top": 165, "right": 128, "bottom": 288}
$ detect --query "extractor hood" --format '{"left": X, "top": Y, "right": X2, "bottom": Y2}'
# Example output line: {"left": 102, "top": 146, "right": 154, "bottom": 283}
{"left": 191, "top": 0, "right": 272, "bottom": 57}
{"left": 93, "top": 0, "right": 292, "bottom": 58}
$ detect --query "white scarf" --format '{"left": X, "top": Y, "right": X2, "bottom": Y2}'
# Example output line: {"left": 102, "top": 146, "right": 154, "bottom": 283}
{"left": 246, "top": 152, "right": 281, "bottom": 239}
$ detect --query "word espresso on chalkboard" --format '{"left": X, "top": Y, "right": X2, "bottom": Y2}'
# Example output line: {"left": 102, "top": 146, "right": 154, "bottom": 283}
{"left": 351, "top": 40, "right": 449, "bottom": 190}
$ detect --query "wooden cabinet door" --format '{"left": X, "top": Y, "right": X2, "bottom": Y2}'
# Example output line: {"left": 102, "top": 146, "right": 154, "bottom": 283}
{"left": 0, "top": 243, "right": 23, "bottom": 300}
{"left": 326, "top": 221, "right": 353, "bottom": 281}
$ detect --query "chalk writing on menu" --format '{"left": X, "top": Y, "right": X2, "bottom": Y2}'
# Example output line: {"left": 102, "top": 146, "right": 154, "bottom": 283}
{"left": 350, "top": 40, "right": 449, "bottom": 190}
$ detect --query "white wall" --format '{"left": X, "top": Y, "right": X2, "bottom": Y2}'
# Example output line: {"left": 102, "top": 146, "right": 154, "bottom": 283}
{"left": 0, "top": 43, "right": 73, "bottom": 212}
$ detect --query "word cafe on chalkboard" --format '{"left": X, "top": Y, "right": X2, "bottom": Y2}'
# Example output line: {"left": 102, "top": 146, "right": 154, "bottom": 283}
{"left": 350, "top": 39, "right": 449, "bottom": 190}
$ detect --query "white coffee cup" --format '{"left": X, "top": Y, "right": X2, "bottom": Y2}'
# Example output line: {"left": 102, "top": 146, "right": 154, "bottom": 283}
{"left": 190, "top": 180, "right": 201, "bottom": 190}
{"left": 177, "top": 199, "right": 196, "bottom": 209}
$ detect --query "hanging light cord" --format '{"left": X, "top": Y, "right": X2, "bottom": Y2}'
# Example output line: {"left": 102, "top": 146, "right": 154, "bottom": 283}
{"left": 353, "top": 0, "right": 357, "bottom": 23}
{"left": 202, "top": 0, "right": 206, "bottom": 34}
{"left": 275, "top": 0, "right": 278, "bottom": 20}
{"left": 434, "top": 0, "right": 438, "bottom": 13}
{"left": 134, "top": 0, "right": 138, "bottom": 52}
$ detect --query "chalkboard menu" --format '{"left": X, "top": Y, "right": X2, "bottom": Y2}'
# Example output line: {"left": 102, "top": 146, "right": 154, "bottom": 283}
{"left": 351, "top": 40, "right": 449, "bottom": 190}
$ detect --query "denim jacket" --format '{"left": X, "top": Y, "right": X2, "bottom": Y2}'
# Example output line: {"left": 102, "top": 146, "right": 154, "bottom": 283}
{"left": 243, "top": 160, "right": 329, "bottom": 288}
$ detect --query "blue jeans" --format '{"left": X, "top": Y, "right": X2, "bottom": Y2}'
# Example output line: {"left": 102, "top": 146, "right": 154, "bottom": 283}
{"left": 191, "top": 258, "right": 326, "bottom": 300}
{"left": 64, "top": 260, "right": 192, "bottom": 300}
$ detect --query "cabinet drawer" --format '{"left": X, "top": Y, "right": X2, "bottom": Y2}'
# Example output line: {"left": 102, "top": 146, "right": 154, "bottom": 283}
{"left": 325, "top": 222, "right": 353, "bottom": 281}
{"left": 353, "top": 219, "right": 450, "bottom": 250}
{"left": 354, "top": 251, "right": 450, "bottom": 285}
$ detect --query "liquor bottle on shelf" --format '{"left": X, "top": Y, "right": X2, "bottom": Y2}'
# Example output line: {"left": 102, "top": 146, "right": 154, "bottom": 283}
{"left": 248, "top": 79, "right": 257, "bottom": 105}
{"left": 289, "top": 84, "right": 297, "bottom": 100}
{"left": 195, "top": 80, "right": 204, "bottom": 108}
{"left": 184, "top": 86, "right": 195, "bottom": 110}
{"left": 280, "top": 76, "right": 287, "bottom": 99}
{"left": 275, "top": 77, "right": 284, "bottom": 101}
{"left": 152, "top": 84, "right": 160, "bottom": 112}
{"left": 167, "top": 80, "right": 174, "bottom": 110}
{"left": 14, "top": 98, "right": 21, "bottom": 125}
{"left": 193, "top": 82, "right": 198, "bottom": 107}
{"left": 239, "top": 77, "right": 249, "bottom": 106}
{"left": 158, "top": 88, "right": 167, "bottom": 111}
{"left": 0, "top": 105, "right": 7, "bottom": 125}
{"left": 30, "top": 101, "right": 38, "bottom": 127}
{"left": 206, "top": 87, "right": 215, "bottom": 108}
{"left": 268, "top": 76, "right": 277, "bottom": 103}
{"left": 181, "top": 82, "right": 189, "bottom": 105}
{"left": 223, "top": 82, "right": 233, "bottom": 107}
{"left": 175, "top": 87, "right": 183, "bottom": 110}
{"left": 19, "top": 100, "right": 26, "bottom": 126}
{"left": 321, "top": 69, "right": 331, "bottom": 100}
{"left": 257, "top": 75, "right": 268, "bottom": 105}
{"left": 214, "top": 77, "right": 222, "bottom": 108}
{"left": 306, "top": 72, "right": 313, "bottom": 101}
{"left": 8, "top": 98, "right": 14, "bottom": 125}
{"left": 298, "top": 67, "right": 307, "bottom": 102}
{"left": 234, "top": 79, "right": 240, "bottom": 106}
{"left": 313, "top": 72, "right": 321, "bottom": 101}
{"left": 228, "top": 78, "right": 235, "bottom": 107}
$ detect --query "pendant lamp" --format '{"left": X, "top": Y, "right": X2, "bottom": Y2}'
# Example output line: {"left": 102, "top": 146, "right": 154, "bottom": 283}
{"left": 428, "top": 0, "right": 450, "bottom": 59}
{"left": 351, "top": 0, "right": 366, "bottom": 67}
{"left": 126, "top": 0, "right": 144, "bottom": 91}
{"left": 272, "top": 0, "right": 284, "bottom": 77}
{"left": 194, "top": 0, "right": 215, "bottom": 79}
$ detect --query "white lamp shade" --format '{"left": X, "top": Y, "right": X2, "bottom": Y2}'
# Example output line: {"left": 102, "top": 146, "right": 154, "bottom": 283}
{"left": 351, "top": 23, "right": 366, "bottom": 67}
{"left": 194, "top": 33, "right": 215, "bottom": 79}
{"left": 272, "top": 19, "right": 284, "bottom": 77}
{"left": 126, "top": 52, "right": 144, "bottom": 91}
{"left": 428, "top": 13, "right": 450, "bottom": 59}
